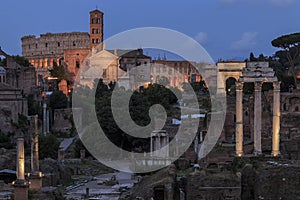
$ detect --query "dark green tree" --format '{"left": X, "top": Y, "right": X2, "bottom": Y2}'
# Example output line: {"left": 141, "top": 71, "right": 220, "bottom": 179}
{"left": 39, "top": 134, "right": 60, "bottom": 159}
{"left": 49, "top": 90, "right": 68, "bottom": 109}
{"left": 272, "top": 33, "right": 300, "bottom": 89}
{"left": 49, "top": 65, "right": 70, "bottom": 83}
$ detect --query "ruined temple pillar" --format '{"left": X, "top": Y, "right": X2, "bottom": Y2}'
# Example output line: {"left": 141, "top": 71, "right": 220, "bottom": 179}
{"left": 43, "top": 103, "right": 47, "bottom": 135}
{"left": 235, "top": 82, "right": 244, "bottom": 157}
{"left": 272, "top": 82, "right": 281, "bottom": 157}
{"left": 13, "top": 137, "right": 29, "bottom": 200}
{"left": 29, "top": 115, "right": 42, "bottom": 190}
{"left": 17, "top": 138, "right": 25, "bottom": 180}
{"left": 254, "top": 82, "right": 262, "bottom": 155}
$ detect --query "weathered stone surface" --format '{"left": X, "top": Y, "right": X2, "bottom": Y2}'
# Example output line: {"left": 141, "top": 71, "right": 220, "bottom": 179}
{"left": 242, "top": 163, "right": 300, "bottom": 200}
{"left": 186, "top": 170, "right": 241, "bottom": 200}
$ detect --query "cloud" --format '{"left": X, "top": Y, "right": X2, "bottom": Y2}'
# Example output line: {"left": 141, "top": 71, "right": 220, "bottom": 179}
{"left": 230, "top": 32, "right": 258, "bottom": 51}
{"left": 195, "top": 32, "right": 208, "bottom": 44}
{"left": 269, "top": 0, "right": 296, "bottom": 6}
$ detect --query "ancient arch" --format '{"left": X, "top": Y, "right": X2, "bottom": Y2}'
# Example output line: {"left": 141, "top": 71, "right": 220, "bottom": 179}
{"left": 226, "top": 77, "right": 237, "bottom": 93}
{"left": 217, "top": 62, "right": 246, "bottom": 93}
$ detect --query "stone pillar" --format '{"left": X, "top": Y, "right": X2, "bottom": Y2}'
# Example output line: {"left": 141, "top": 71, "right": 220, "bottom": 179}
{"left": 254, "top": 82, "right": 262, "bottom": 155}
{"left": 235, "top": 82, "right": 244, "bottom": 157}
{"left": 272, "top": 82, "right": 281, "bottom": 157}
{"left": 58, "top": 148, "right": 65, "bottom": 162}
{"left": 43, "top": 103, "right": 47, "bottom": 135}
{"left": 29, "top": 115, "right": 42, "bottom": 191}
{"left": 80, "top": 149, "right": 86, "bottom": 159}
{"left": 17, "top": 138, "right": 25, "bottom": 180}
{"left": 31, "top": 115, "right": 39, "bottom": 172}
{"left": 13, "top": 138, "right": 29, "bottom": 200}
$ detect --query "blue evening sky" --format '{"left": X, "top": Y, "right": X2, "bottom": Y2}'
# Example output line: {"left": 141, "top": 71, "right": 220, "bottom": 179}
{"left": 0, "top": 0, "right": 300, "bottom": 62}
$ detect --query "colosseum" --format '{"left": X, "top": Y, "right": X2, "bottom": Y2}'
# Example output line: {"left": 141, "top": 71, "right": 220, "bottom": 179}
{"left": 21, "top": 9, "right": 104, "bottom": 79}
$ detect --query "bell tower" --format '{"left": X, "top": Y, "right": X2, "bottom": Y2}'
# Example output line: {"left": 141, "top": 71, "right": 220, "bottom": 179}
{"left": 90, "top": 8, "right": 104, "bottom": 50}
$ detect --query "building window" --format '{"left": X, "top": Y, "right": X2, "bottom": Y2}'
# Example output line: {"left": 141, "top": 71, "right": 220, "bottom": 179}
{"left": 295, "top": 106, "right": 299, "bottom": 112}
{"left": 97, "top": 18, "right": 100, "bottom": 24}
{"left": 103, "top": 69, "right": 107, "bottom": 78}
{"left": 36, "top": 44, "right": 38, "bottom": 48}
{"left": 73, "top": 41, "right": 76, "bottom": 46}
{"left": 28, "top": 45, "right": 30, "bottom": 49}
{"left": 92, "top": 39, "right": 95, "bottom": 44}
{"left": 76, "top": 61, "right": 80, "bottom": 68}
{"left": 58, "top": 42, "right": 60, "bottom": 47}
{"left": 45, "top": 43, "right": 48, "bottom": 47}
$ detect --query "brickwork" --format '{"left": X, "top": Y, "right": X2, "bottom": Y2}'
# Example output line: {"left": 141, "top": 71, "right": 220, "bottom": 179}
{"left": 63, "top": 49, "right": 90, "bottom": 80}
{"left": 90, "top": 9, "right": 104, "bottom": 50}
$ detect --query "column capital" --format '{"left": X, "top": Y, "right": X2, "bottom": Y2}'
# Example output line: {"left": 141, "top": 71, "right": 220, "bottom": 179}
{"left": 273, "top": 81, "right": 281, "bottom": 91}
{"left": 254, "top": 82, "right": 263, "bottom": 90}
{"left": 235, "top": 82, "right": 244, "bottom": 90}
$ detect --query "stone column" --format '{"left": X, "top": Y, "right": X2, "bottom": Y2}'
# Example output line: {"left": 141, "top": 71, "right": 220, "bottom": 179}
{"left": 14, "top": 138, "right": 29, "bottom": 200}
{"left": 43, "top": 103, "right": 47, "bottom": 135}
{"left": 272, "top": 82, "right": 281, "bottom": 157}
{"left": 254, "top": 82, "right": 262, "bottom": 155}
{"left": 17, "top": 138, "right": 25, "bottom": 180}
{"left": 32, "top": 115, "right": 39, "bottom": 172}
{"left": 235, "top": 82, "right": 244, "bottom": 157}
{"left": 58, "top": 148, "right": 65, "bottom": 162}
{"left": 29, "top": 115, "right": 42, "bottom": 191}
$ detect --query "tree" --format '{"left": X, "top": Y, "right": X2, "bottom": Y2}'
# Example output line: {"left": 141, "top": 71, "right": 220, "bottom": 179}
{"left": 39, "top": 134, "right": 60, "bottom": 159}
{"left": 272, "top": 33, "right": 300, "bottom": 89}
{"left": 49, "top": 65, "right": 70, "bottom": 83}
{"left": 49, "top": 90, "right": 68, "bottom": 109}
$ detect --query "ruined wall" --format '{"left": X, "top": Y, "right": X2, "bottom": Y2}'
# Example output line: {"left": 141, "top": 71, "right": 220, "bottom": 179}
{"left": 242, "top": 163, "right": 300, "bottom": 200}
{"left": 63, "top": 49, "right": 90, "bottom": 80}
{"left": 186, "top": 171, "right": 241, "bottom": 200}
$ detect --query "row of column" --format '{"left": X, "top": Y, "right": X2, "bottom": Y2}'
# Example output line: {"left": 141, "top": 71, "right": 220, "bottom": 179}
{"left": 235, "top": 81, "right": 281, "bottom": 157}
{"left": 150, "top": 132, "right": 169, "bottom": 158}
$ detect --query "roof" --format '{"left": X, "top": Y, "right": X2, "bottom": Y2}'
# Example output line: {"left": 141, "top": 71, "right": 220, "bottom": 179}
{"left": 90, "top": 9, "right": 104, "bottom": 14}
{"left": 0, "top": 66, "right": 6, "bottom": 74}
{"left": 0, "top": 169, "right": 16, "bottom": 174}
{"left": 107, "top": 49, "right": 151, "bottom": 59}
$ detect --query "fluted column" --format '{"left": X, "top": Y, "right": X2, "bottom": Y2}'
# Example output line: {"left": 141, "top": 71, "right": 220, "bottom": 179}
{"left": 254, "top": 82, "right": 262, "bottom": 155}
{"left": 272, "top": 82, "right": 281, "bottom": 156}
{"left": 235, "top": 82, "right": 244, "bottom": 157}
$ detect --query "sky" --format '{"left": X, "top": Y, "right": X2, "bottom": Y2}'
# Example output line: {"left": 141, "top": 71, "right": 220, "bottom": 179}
{"left": 0, "top": 0, "right": 300, "bottom": 62}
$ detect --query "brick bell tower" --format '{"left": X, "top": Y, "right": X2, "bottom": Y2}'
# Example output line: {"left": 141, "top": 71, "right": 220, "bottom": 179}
{"left": 90, "top": 8, "right": 104, "bottom": 50}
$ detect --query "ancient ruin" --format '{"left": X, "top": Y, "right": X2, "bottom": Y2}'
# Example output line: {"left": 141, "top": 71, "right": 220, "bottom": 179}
{"left": 234, "top": 62, "right": 280, "bottom": 156}
{"left": 13, "top": 138, "right": 29, "bottom": 200}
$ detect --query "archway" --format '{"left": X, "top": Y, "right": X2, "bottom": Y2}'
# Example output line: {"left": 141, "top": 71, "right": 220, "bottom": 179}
{"left": 226, "top": 77, "right": 237, "bottom": 94}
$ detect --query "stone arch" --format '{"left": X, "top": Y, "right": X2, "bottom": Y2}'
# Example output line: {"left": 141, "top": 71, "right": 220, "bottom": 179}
{"left": 226, "top": 77, "right": 237, "bottom": 93}
{"left": 217, "top": 62, "right": 246, "bottom": 93}
{"left": 289, "top": 97, "right": 300, "bottom": 112}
